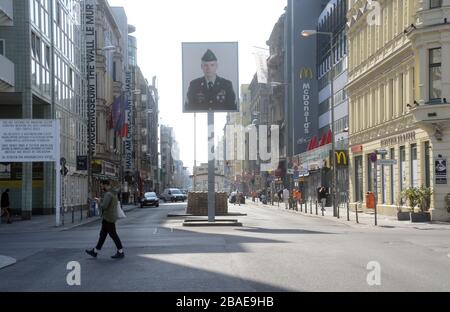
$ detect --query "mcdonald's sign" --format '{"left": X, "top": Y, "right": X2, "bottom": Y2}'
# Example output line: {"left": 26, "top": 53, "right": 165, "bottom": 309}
{"left": 299, "top": 67, "right": 313, "bottom": 80}
{"left": 329, "top": 150, "right": 349, "bottom": 167}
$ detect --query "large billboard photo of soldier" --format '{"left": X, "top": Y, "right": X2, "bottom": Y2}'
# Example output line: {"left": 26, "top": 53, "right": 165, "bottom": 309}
{"left": 182, "top": 42, "right": 239, "bottom": 113}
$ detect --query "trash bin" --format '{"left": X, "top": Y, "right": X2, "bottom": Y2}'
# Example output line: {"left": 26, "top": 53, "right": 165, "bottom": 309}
{"left": 366, "top": 192, "right": 375, "bottom": 209}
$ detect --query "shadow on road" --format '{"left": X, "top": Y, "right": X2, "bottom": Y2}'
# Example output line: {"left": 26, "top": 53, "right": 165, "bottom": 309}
{"left": 0, "top": 247, "right": 292, "bottom": 292}
{"left": 236, "top": 227, "right": 336, "bottom": 235}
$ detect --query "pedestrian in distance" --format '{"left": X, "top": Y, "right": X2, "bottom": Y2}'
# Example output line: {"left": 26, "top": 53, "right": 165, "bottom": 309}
{"left": 283, "top": 187, "right": 290, "bottom": 210}
{"left": 318, "top": 186, "right": 328, "bottom": 212}
{"left": 1, "top": 189, "right": 12, "bottom": 224}
{"left": 86, "top": 180, "right": 125, "bottom": 259}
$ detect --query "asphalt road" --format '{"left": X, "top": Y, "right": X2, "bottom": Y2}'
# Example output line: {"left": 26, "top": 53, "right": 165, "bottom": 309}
{"left": 0, "top": 202, "right": 449, "bottom": 291}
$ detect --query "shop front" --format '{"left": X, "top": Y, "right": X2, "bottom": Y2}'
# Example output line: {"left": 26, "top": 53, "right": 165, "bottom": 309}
{"left": 349, "top": 124, "right": 450, "bottom": 221}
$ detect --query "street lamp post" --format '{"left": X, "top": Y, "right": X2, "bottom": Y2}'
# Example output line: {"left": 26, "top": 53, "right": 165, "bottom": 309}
{"left": 301, "top": 30, "right": 338, "bottom": 217}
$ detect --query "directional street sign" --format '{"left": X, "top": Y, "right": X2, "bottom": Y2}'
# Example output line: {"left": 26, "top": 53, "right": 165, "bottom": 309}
{"left": 377, "top": 159, "right": 397, "bottom": 166}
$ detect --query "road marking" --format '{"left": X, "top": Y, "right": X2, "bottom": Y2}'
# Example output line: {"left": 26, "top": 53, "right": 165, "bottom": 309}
{"left": 0, "top": 255, "right": 17, "bottom": 270}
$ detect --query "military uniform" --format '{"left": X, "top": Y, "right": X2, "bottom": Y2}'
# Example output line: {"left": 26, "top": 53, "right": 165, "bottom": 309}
{"left": 185, "top": 49, "right": 237, "bottom": 112}
{"left": 186, "top": 76, "right": 236, "bottom": 111}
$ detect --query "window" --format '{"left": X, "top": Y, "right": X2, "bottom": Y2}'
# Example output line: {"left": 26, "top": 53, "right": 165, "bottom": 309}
{"left": 57, "top": 1, "right": 62, "bottom": 26}
{"left": 367, "top": 154, "right": 374, "bottom": 192}
{"left": 0, "top": 39, "right": 4, "bottom": 55}
{"left": 411, "top": 144, "right": 418, "bottom": 187}
{"left": 424, "top": 142, "right": 431, "bottom": 188}
{"left": 390, "top": 148, "right": 396, "bottom": 204}
{"left": 355, "top": 156, "right": 363, "bottom": 202}
{"left": 113, "top": 61, "right": 117, "bottom": 81}
{"left": 430, "top": 0, "right": 442, "bottom": 9}
{"left": 400, "top": 146, "right": 406, "bottom": 193}
{"left": 429, "top": 48, "right": 442, "bottom": 102}
{"left": 381, "top": 154, "right": 386, "bottom": 204}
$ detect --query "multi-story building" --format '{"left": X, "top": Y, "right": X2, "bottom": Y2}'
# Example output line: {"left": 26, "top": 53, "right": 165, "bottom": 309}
{"left": 0, "top": 0, "right": 87, "bottom": 218}
{"left": 91, "top": 0, "right": 123, "bottom": 198}
{"left": 223, "top": 84, "right": 252, "bottom": 194}
{"left": 297, "top": 0, "right": 349, "bottom": 203}
{"left": 347, "top": 0, "right": 450, "bottom": 221}
{"left": 133, "top": 67, "right": 159, "bottom": 195}
{"left": 148, "top": 78, "right": 160, "bottom": 193}
{"left": 248, "top": 73, "right": 272, "bottom": 193}
{"left": 160, "top": 125, "right": 174, "bottom": 191}
{"left": 284, "top": 0, "right": 329, "bottom": 160}
{"left": 267, "top": 12, "right": 288, "bottom": 192}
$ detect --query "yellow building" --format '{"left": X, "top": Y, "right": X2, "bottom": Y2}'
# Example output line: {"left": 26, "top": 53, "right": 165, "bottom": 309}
{"left": 347, "top": 0, "right": 450, "bottom": 221}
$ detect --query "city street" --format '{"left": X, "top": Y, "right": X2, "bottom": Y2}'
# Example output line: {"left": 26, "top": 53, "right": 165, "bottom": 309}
{"left": 1, "top": 202, "right": 449, "bottom": 292}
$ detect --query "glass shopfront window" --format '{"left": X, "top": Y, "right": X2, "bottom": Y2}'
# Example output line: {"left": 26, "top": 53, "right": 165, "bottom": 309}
{"left": 400, "top": 146, "right": 406, "bottom": 193}
{"left": 355, "top": 156, "right": 363, "bottom": 202}
{"left": 410, "top": 144, "right": 418, "bottom": 187}
{"left": 390, "top": 148, "right": 396, "bottom": 205}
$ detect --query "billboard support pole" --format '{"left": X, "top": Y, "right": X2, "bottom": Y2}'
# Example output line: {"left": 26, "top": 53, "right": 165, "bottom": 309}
{"left": 208, "top": 111, "right": 215, "bottom": 222}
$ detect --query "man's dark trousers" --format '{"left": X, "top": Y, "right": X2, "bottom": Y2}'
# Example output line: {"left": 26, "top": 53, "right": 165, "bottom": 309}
{"left": 96, "top": 220, "right": 123, "bottom": 250}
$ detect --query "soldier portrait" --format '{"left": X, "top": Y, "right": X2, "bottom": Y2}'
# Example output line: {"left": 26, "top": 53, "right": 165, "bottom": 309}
{"left": 182, "top": 42, "right": 239, "bottom": 113}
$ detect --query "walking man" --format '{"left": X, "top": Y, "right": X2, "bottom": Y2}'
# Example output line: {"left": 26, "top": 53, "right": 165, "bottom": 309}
{"left": 318, "top": 186, "right": 328, "bottom": 212}
{"left": 86, "top": 180, "right": 125, "bottom": 259}
{"left": 1, "top": 189, "right": 12, "bottom": 224}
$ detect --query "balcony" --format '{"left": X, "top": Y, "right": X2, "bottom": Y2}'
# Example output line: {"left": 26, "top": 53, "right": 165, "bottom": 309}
{"left": 0, "top": 0, "right": 13, "bottom": 26}
{"left": 411, "top": 103, "right": 450, "bottom": 124}
{"left": 0, "top": 53, "right": 14, "bottom": 91}
{"left": 411, "top": 103, "right": 450, "bottom": 139}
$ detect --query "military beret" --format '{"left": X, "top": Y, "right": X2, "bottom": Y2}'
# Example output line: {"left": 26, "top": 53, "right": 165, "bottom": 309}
{"left": 202, "top": 49, "right": 217, "bottom": 62}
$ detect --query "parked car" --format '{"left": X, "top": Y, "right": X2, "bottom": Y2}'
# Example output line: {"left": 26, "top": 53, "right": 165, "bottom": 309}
{"left": 140, "top": 192, "right": 159, "bottom": 208}
{"left": 160, "top": 188, "right": 186, "bottom": 202}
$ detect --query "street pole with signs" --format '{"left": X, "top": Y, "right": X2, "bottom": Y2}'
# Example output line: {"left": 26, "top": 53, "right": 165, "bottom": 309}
{"left": 301, "top": 30, "right": 336, "bottom": 217}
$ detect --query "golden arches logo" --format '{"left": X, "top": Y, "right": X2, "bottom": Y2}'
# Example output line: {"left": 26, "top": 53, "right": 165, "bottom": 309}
{"left": 335, "top": 151, "right": 348, "bottom": 166}
{"left": 299, "top": 68, "right": 313, "bottom": 80}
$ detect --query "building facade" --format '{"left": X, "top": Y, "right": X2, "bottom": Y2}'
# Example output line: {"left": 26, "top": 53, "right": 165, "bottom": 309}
{"left": 91, "top": 0, "right": 123, "bottom": 199}
{"left": 297, "top": 0, "right": 350, "bottom": 204}
{"left": 160, "top": 125, "right": 174, "bottom": 191}
{"left": 347, "top": 0, "right": 450, "bottom": 221}
{"left": 0, "top": 0, "right": 87, "bottom": 218}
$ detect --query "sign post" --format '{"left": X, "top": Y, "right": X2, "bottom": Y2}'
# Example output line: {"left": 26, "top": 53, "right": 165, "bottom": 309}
{"left": 0, "top": 119, "right": 61, "bottom": 226}
{"left": 208, "top": 111, "right": 215, "bottom": 223}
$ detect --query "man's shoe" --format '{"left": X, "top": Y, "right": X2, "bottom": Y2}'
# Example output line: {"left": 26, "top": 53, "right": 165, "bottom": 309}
{"left": 85, "top": 249, "right": 98, "bottom": 258}
{"left": 111, "top": 251, "right": 125, "bottom": 259}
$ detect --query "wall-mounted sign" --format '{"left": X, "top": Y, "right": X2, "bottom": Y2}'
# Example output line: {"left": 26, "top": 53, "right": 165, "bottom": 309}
{"left": 0, "top": 119, "right": 59, "bottom": 163}
{"left": 76, "top": 156, "right": 88, "bottom": 171}
{"left": 381, "top": 131, "right": 416, "bottom": 148}
{"left": 435, "top": 156, "right": 447, "bottom": 185}
{"left": 351, "top": 145, "right": 363, "bottom": 153}
{"left": 124, "top": 71, "right": 134, "bottom": 173}
{"left": 84, "top": 0, "right": 96, "bottom": 154}
{"left": 329, "top": 150, "right": 349, "bottom": 167}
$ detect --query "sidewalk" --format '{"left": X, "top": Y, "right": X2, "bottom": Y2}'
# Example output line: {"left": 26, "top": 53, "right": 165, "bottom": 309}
{"left": 245, "top": 199, "right": 450, "bottom": 230}
{"left": 0, "top": 204, "right": 137, "bottom": 234}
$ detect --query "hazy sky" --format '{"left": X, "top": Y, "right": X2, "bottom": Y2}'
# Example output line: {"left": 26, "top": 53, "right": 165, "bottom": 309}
{"left": 107, "top": 0, "right": 287, "bottom": 171}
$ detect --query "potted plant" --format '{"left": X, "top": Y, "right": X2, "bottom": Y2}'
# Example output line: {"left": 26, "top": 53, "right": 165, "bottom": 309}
{"left": 418, "top": 186, "right": 433, "bottom": 212}
{"left": 412, "top": 186, "right": 433, "bottom": 223}
{"left": 396, "top": 192, "right": 410, "bottom": 221}
{"left": 402, "top": 187, "right": 432, "bottom": 223}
